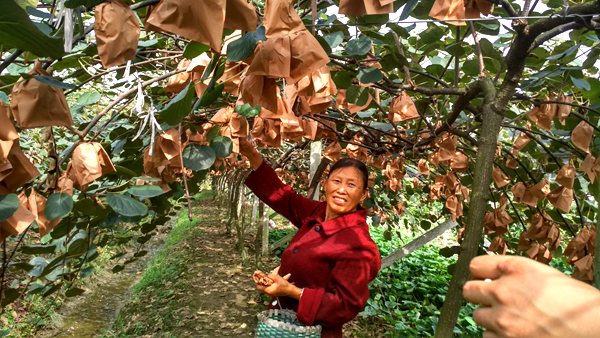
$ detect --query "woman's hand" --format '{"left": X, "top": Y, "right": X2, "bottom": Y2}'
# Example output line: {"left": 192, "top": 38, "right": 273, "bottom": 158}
{"left": 253, "top": 267, "right": 302, "bottom": 300}
{"left": 238, "top": 137, "right": 263, "bottom": 170}
{"left": 463, "top": 255, "right": 600, "bottom": 338}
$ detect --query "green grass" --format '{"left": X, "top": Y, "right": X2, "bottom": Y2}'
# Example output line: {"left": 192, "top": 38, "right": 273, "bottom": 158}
{"left": 131, "top": 196, "right": 210, "bottom": 295}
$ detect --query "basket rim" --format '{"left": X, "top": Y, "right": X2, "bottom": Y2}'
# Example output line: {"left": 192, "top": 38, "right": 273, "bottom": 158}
{"left": 257, "top": 309, "right": 322, "bottom": 334}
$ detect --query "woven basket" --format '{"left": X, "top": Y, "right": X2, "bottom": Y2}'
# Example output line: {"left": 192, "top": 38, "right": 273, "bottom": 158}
{"left": 256, "top": 309, "right": 322, "bottom": 338}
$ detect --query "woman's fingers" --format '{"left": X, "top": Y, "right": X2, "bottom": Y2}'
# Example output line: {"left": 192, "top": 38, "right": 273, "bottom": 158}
{"left": 282, "top": 273, "right": 291, "bottom": 280}
{"left": 463, "top": 280, "right": 496, "bottom": 306}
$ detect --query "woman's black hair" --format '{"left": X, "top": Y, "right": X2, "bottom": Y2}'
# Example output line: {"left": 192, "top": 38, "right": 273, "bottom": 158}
{"left": 328, "top": 158, "right": 369, "bottom": 190}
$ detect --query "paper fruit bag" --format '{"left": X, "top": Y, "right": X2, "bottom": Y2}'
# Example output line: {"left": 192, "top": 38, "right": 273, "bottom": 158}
{"left": 68, "top": 142, "right": 116, "bottom": 190}
{"left": 95, "top": 0, "right": 140, "bottom": 68}
{"left": 0, "top": 141, "right": 40, "bottom": 193}
{"left": 10, "top": 62, "right": 73, "bottom": 129}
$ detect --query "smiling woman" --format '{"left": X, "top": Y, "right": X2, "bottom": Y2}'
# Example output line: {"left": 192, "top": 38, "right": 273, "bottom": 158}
{"left": 238, "top": 138, "right": 381, "bottom": 338}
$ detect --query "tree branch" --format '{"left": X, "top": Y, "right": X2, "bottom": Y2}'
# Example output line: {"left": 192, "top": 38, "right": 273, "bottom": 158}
{"left": 58, "top": 69, "right": 185, "bottom": 166}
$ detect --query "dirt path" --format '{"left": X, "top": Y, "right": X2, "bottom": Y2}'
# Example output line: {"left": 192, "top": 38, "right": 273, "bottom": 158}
{"left": 108, "top": 196, "right": 267, "bottom": 337}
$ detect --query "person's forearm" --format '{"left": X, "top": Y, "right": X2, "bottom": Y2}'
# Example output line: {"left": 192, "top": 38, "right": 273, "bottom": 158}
{"left": 286, "top": 284, "right": 302, "bottom": 300}
{"left": 246, "top": 151, "right": 263, "bottom": 170}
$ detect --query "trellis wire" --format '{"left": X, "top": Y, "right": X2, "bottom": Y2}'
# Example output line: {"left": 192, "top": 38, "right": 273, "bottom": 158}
{"left": 314, "top": 13, "right": 598, "bottom": 26}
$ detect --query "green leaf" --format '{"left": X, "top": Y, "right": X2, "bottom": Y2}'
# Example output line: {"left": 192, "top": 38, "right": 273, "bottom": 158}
{"left": 357, "top": 67, "right": 382, "bottom": 84}
{"left": 106, "top": 193, "right": 148, "bottom": 217}
{"left": 0, "top": 0, "right": 65, "bottom": 58}
{"left": 16, "top": 0, "right": 38, "bottom": 9}
{"left": 332, "top": 71, "right": 353, "bottom": 89}
{"left": 345, "top": 36, "right": 372, "bottom": 57}
{"left": 346, "top": 85, "right": 369, "bottom": 106}
{"left": 227, "top": 26, "right": 266, "bottom": 62}
{"left": 205, "top": 126, "right": 221, "bottom": 141}
{"left": 77, "top": 92, "right": 101, "bottom": 106}
{"left": 28, "top": 257, "right": 48, "bottom": 278}
{"left": 197, "top": 83, "right": 224, "bottom": 107}
{"left": 210, "top": 136, "right": 233, "bottom": 158}
{"left": 183, "top": 144, "right": 216, "bottom": 171}
{"left": 34, "top": 75, "right": 77, "bottom": 90}
{"left": 235, "top": 103, "right": 260, "bottom": 117}
{"left": 570, "top": 76, "right": 591, "bottom": 91}
{"left": 45, "top": 193, "right": 73, "bottom": 221}
{"left": 0, "top": 194, "right": 19, "bottom": 222}
{"left": 183, "top": 41, "right": 209, "bottom": 59}
{"left": 65, "top": 287, "right": 85, "bottom": 297}
{"left": 64, "top": 0, "right": 105, "bottom": 8}
{"left": 127, "top": 185, "right": 166, "bottom": 200}
{"left": 114, "top": 164, "right": 138, "bottom": 178}
{"left": 547, "top": 44, "right": 580, "bottom": 60}
{"left": 159, "top": 82, "right": 196, "bottom": 125}
{"left": 369, "top": 122, "right": 393, "bottom": 132}
{"left": 399, "top": 0, "right": 419, "bottom": 20}
{"left": 67, "top": 230, "right": 88, "bottom": 256}
{"left": 324, "top": 31, "right": 344, "bottom": 49}
{"left": 419, "top": 26, "right": 444, "bottom": 45}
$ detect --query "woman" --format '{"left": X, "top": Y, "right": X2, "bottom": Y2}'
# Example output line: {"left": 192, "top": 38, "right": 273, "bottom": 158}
{"left": 240, "top": 138, "right": 381, "bottom": 338}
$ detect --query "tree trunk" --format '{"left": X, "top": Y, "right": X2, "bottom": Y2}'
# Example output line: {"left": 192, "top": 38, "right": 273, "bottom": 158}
{"left": 309, "top": 141, "right": 322, "bottom": 200}
{"left": 261, "top": 203, "right": 269, "bottom": 257}
{"left": 307, "top": 158, "right": 331, "bottom": 200}
{"left": 435, "top": 78, "right": 500, "bottom": 337}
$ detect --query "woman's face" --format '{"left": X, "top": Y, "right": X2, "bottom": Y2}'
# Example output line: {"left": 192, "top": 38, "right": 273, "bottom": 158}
{"left": 324, "top": 166, "right": 367, "bottom": 217}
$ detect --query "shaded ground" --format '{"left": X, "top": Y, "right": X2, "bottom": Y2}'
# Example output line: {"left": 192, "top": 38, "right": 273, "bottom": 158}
{"left": 105, "top": 193, "right": 265, "bottom": 337}
{"left": 104, "top": 192, "right": 387, "bottom": 337}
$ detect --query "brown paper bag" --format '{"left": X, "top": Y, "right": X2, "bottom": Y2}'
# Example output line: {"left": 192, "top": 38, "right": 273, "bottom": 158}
{"left": 571, "top": 120, "right": 593, "bottom": 153}
{"left": 68, "top": 142, "right": 116, "bottom": 190}
{"left": 251, "top": 117, "right": 281, "bottom": 148}
{"left": 57, "top": 172, "right": 74, "bottom": 195}
{"left": 388, "top": 92, "right": 419, "bottom": 122}
{"left": 0, "top": 192, "right": 35, "bottom": 242}
{"left": 10, "top": 62, "right": 73, "bottom": 129}
{"left": 246, "top": 0, "right": 329, "bottom": 82}
{"left": 223, "top": 0, "right": 258, "bottom": 31}
{"left": 95, "top": 0, "right": 140, "bottom": 68}
{"left": 547, "top": 186, "right": 573, "bottom": 212}
{"left": 145, "top": 0, "right": 256, "bottom": 52}
{"left": 143, "top": 129, "right": 185, "bottom": 183}
{"left": 0, "top": 141, "right": 40, "bottom": 193}
{"left": 239, "top": 75, "right": 279, "bottom": 114}
{"left": 339, "top": 0, "right": 393, "bottom": 15}
{"left": 430, "top": 0, "right": 493, "bottom": 26}
{"left": 166, "top": 59, "right": 192, "bottom": 93}
{"left": 0, "top": 103, "right": 19, "bottom": 181}
{"left": 556, "top": 163, "right": 575, "bottom": 189}
{"left": 27, "top": 189, "right": 60, "bottom": 237}
{"left": 556, "top": 94, "right": 573, "bottom": 125}
{"left": 492, "top": 166, "right": 510, "bottom": 188}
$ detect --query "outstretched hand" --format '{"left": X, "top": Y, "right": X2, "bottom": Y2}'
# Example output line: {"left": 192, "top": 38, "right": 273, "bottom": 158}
{"left": 463, "top": 255, "right": 600, "bottom": 338}
{"left": 253, "top": 267, "right": 302, "bottom": 300}
{"left": 237, "top": 137, "right": 263, "bottom": 170}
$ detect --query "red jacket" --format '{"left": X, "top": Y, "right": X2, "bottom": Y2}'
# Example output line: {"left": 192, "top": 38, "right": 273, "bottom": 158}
{"left": 246, "top": 161, "right": 381, "bottom": 337}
